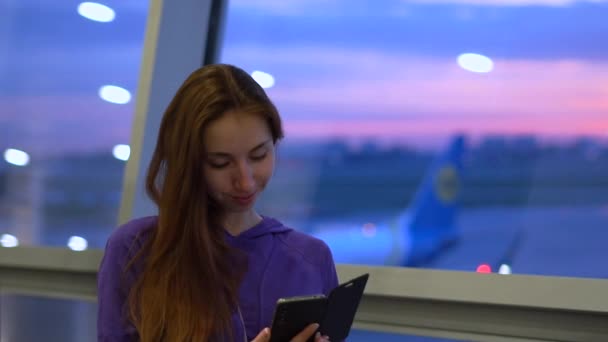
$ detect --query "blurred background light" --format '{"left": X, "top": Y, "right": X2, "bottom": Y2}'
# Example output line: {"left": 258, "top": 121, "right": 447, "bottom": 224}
{"left": 457, "top": 53, "right": 494, "bottom": 73}
{"left": 77, "top": 2, "right": 116, "bottom": 23}
{"left": 4, "top": 148, "right": 30, "bottom": 166}
{"left": 0, "top": 234, "right": 19, "bottom": 248}
{"left": 99, "top": 85, "right": 131, "bottom": 104}
{"left": 67, "top": 236, "right": 89, "bottom": 251}
{"left": 112, "top": 144, "right": 130, "bottom": 161}
{"left": 251, "top": 70, "right": 275, "bottom": 88}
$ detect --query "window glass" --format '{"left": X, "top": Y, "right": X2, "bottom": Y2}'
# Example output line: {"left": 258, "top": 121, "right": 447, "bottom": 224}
{"left": 0, "top": 1, "right": 149, "bottom": 248}
{"left": 0, "top": 295, "right": 459, "bottom": 342}
{"left": 350, "top": 329, "right": 462, "bottom": 341}
{"left": 221, "top": 0, "right": 608, "bottom": 278}
{"left": 1, "top": 294, "right": 97, "bottom": 342}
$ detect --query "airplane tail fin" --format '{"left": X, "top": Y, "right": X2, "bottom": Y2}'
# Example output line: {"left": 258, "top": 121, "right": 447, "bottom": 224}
{"left": 404, "top": 135, "right": 467, "bottom": 266}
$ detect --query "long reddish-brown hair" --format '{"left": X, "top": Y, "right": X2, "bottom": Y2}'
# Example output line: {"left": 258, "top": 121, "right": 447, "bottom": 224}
{"left": 126, "top": 64, "right": 283, "bottom": 341}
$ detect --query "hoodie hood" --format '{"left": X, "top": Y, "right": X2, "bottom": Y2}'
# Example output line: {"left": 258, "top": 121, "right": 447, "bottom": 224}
{"left": 223, "top": 216, "right": 293, "bottom": 339}
{"left": 224, "top": 216, "right": 292, "bottom": 241}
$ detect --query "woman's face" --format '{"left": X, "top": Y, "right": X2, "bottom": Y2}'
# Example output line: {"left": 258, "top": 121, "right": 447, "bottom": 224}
{"left": 203, "top": 110, "right": 276, "bottom": 213}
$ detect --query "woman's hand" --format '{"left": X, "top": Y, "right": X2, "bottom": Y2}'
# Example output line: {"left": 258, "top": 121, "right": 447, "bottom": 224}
{"left": 251, "top": 323, "right": 330, "bottom": 342}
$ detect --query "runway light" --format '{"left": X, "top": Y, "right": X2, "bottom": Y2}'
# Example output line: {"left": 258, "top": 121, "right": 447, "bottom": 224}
{"left": 1, "top": 234, "right": 19, "bottom": 248}
{"left": 457, "top": 53, "right": 494, "bottom": 73}
{"left": 99, "top": 85, "right": 131, "bottom": 104}
{"left": 68, "top": 236, "right": 88, "bottom": 251}
{"left": 476, "top": 263, "right": 492, "bottom": 273}
{"left": 77, "top": 2, "right": 115, "bottom": 23}
{"left": 498, "top": 264, "right": 512, "bottom": 275}
{"left": 4, "top": 148, "right": 30, "bottom": 166}
{"left": 112, "top": 144, "right": 130, "bottom": 161}
{"left": 361, "top": 223, "right": 377, "bottom": 238}
{"left": 251, "top": 70, "right": 275, "bottom": 89}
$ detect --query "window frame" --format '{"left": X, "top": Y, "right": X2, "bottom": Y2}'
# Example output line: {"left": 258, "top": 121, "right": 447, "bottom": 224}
{"left": 1, "top": 0, "right": 608, "bottom": 340}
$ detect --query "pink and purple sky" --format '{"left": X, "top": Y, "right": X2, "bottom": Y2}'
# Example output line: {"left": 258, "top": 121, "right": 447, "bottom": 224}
{"left": 1, "top": 0, "right": 607, "bottom": 155}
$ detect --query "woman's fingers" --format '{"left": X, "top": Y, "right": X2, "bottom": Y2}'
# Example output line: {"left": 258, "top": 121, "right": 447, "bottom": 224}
{"left": 289, "top": 323, "right": 319, "bottom": 342}
{"left": 252, "top": 323, "right": 330, "bottom": 342}
{"left": 251, "top": 327, "right": 271, "bottom": 342}
{"left": 314, "top": 332, "right": 331, "bottom": 341}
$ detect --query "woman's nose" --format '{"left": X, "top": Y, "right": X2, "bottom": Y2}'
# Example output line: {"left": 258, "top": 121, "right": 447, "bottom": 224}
{"left": 234, "top": 162, "right": 255, "bottom": 192}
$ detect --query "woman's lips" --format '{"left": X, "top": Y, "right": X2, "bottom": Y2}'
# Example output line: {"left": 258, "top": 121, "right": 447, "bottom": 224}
{"left": 230, "top": 193, "right": 256, "bottom": 205}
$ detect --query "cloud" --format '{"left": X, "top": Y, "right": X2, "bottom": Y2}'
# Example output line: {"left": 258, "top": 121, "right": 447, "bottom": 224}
{"left": 229, "top": 0, "right": 346, "bottom": 16}
{"left": 404, "top": 0, "right": 608, "bottom": 6}
{"left": 224, "top": 2, "right": 608, "bottom": 61}
{"left": 283, "top": 115, "right": 608, "bottom": 143}
{"left": 223, "top": 45, "right": 608, "bottom": 114}
{"left": 0, "top": 95, "right": 134, "bottom": 156}
{"left": 3, "top": 0, "right": 148, "bottom": 12}
{"left": 3, "top": 0, "right": 607, "bottom": 153}
{"left": 222, "top": 44, "right": 608, "bottom": 140}
{"left": 230, "top": 0, "right": 608, "bottom": 14}
{"left": 0, "top": 44, "right": 143, "bottom": 96}
{"left": 227, "top": 0, "right": 608, "bottom": 18}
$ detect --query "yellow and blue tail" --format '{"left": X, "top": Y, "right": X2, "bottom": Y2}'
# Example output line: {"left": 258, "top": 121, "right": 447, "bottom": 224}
{"left": 405, "top": 135, "right": 465, "bottom": 266}
{"left": 314, "top": 135, "right": 467, "bottom": 267}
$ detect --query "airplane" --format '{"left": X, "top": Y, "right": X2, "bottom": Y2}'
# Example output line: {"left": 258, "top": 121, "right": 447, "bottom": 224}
{"left": 311, "top": 135, "right": 466, "bottom": 267}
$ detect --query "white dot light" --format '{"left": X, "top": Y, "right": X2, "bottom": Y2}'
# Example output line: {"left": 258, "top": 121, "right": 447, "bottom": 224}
{"left": 77, "top": 2, "right": 116, "bottom": 23}
{"left": 1, "top": 234, "right": 19, "bottom": 248}
{"left": 4, "top": 148, "right": 30, "bottom": 166}
{"left": 112, "top": 144, "right": 130, "bottom": 161}
{"left": 99, "top": 85, "right": 131, "bottom": 104}
{"left": 68, "top": 236, "right": 88, "bottom": 251}
{"left": 498, "top": 264, "right": 512, "bottom": 275}
{"left": 457, "top": 53, "right": 494, "bottom": 73}
{"left": 251, "top": 70, "right": 275, "bottom": 89}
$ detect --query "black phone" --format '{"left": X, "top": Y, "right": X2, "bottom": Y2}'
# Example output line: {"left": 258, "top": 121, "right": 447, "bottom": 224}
{"left": 319, "top": 273, "right": 369, "bottom": 340}
{"left": 269, "top": 294, "right": 327, "bottom": 342}
{"left": 269, "top": 273, "right": 369, "bottom": 342}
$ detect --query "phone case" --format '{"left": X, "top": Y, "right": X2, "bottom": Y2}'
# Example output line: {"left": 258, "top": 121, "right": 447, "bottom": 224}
{"left": 269, "top": 295, "right": 327, "bottom": 342}
{"left": 269, "top": 273, "right": 369, "bottom": 342}
{"left": 318, "top": 273, "right": 369, "bottom": 340}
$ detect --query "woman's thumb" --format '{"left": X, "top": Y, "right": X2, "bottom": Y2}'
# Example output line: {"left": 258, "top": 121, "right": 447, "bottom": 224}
{"left": 251, "top": 327, "right": 271, "bottom": 342}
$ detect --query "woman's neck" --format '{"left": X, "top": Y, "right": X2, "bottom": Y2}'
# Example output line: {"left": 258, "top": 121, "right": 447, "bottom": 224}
{"left": 223, "top": 210, "right": 263, "bottom": 236}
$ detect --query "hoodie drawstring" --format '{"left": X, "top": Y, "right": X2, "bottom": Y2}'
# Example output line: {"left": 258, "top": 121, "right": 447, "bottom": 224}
{"left": 238, "top": 306, "right": 248, "bottom": 342}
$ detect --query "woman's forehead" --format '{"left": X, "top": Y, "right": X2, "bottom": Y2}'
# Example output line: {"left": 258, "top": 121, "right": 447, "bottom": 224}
{"left": 203, "top": 110, "right": 271, "bottom": 152}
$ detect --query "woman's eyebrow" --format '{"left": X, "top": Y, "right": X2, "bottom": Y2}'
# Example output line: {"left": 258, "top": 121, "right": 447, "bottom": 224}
{"left": 206, "top": 152, "right": 231, "bottom": 158}
{"left": 206, "top": 139, "right": 272, "bottom": 157}
{"left": 250, "top": 139, "right": 272, "bottom": 152}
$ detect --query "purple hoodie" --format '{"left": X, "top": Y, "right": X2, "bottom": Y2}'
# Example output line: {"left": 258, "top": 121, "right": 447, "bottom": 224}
{"left": 97, "top": 216, "right": 339, "bottom": 341}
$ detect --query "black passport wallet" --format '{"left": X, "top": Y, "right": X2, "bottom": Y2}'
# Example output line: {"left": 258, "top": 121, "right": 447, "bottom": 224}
{"left": 269, "top": 273, "right": 369, "bottom": 342}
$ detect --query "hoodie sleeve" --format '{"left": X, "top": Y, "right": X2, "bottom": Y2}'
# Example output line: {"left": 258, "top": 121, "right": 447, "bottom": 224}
{"left": 97, "top": 231, "right": 139, "bottom": 342}
{"left": 321, "top": 242, "right": 340, "bottom": 296}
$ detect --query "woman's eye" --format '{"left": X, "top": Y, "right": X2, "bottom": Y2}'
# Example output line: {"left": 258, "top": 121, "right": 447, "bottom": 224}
{"left": 251, "top": 152, "right": 267, "bottom": 161}
{"left": 208, "top": 161, "right": 229, "bottom": 169}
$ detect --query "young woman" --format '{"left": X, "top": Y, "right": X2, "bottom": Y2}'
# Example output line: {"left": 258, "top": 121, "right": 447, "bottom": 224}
{"left": 97, "top": 64, "right": 338, "bottom": 341}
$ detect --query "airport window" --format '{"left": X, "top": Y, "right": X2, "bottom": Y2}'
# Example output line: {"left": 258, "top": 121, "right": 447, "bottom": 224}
{"left": 0, "top": 295, "right": 458, "bottom": 342}
{"left": 1, "top": 2, "right": 606, "bottom": 342}
{"left": 0, "top": 1, "right": 149, "bottom": 248}
{"left": 350, "top": 330, "right": 461, "bottom": 342}
{"left": 0, "top": 294, "right": 97, "bottom": 342}
{"left": 220, "top": 0, "right": 608, "bottom": 279}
